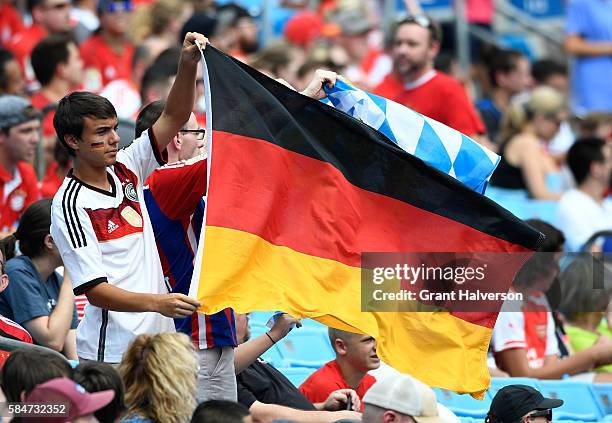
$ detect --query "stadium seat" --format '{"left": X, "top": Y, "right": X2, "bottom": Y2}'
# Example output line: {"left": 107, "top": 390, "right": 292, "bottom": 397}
{"left": 592, "top": 384, "right": 612, "bottom": 416}
{"left": 488, "top": 377, "right": 541, "bottom": 398}
{"left": 433, "top": 388, "right": 491, "bottom": 419}
{"left": 537, "top": 380, "right": 604, "bottom": 421}
{"left": 276, "top": 327, "right": 335, "bottom": 368}
{"left": 278, "top": 366, "right": 317, "bottom": 388}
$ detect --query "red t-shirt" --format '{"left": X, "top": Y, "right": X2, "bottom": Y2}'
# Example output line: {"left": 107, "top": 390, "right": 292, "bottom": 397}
{"left": 0, "top": 3, "right": 24, "bottom": 46}
{"left": 40, "top": 161, "right": 67, "bottom": 199}
{"left": 30, "top": 91, "right": 56, "bottom": 138}
{"left": 373, "top": 71, "right": 485, "bottom": 136}
{"left": 0, "top": 162, "right": 40, "bottom": 233}
{"left": 80, "top": 35, "right": 134, "bottom": 91}
{"left": 299, "top": 360, "right": 376, "bottom": 411}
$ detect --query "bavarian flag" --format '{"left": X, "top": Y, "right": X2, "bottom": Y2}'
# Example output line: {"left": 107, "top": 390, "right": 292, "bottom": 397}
{"left": 194, "top": 46, "right": 543, "bottom": 397}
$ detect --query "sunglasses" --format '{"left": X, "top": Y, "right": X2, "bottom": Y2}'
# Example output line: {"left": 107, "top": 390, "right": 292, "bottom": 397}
{"left": 179, "top": 128, "right": 206, "bottom": 140}
{"left": 106, "top": 1, "right": 133, "bottom": 13}
{"left": 524, "top": 409, "right": 553, "bottom": 421}
{"left": 404, "top": 14, "right": 432, "bottom": 29}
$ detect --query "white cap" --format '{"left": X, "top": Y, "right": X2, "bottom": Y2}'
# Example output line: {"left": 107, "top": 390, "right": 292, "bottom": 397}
{"left": 363, "top": 374, "right": 457, "bottom": 423}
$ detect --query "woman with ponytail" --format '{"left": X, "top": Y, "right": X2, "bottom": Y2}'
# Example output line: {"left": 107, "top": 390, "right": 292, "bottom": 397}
{"left": 0, "top": 199, "right": 77, "bottom": 358}
{"left": 490, "top": 86, "right": 566, "bottom": 200}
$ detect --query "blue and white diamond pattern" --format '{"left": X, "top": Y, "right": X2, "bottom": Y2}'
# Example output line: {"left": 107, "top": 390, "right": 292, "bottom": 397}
{"left": 323, "top": 80, "right": 500, "bottom": 194}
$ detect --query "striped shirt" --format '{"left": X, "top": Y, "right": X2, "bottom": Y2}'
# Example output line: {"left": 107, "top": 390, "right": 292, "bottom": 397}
{"left": 144, "top": 155, "right": 236, "bottom": 349}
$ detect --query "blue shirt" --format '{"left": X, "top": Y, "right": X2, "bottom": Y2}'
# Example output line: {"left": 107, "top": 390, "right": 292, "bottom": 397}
{"left": 0, "top": 255, "right": 78, "bottom": 330}
{"left": 566, "top": 0, "right": 612, "bottom": 114}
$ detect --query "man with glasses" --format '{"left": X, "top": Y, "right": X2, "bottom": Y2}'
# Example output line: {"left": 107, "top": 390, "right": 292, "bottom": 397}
{"left": 486, "top": 385, "right": 563, "bottom": 423}
{"left": 374, "top": 15, "right": 485, "bottom": 139}
{"left": 6, "top": 0, "right": 72, "bottom": 90}
{"left": 136, "top": 100, "right": 233, "bottom": 402}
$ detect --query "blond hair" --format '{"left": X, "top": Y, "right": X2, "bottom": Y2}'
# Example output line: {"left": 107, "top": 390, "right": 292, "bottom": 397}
{"left": 119, "top": 333, "right": 197, "bottom": 423}
{"left": 500, "top": 86, "right": 565, "bottom": 143}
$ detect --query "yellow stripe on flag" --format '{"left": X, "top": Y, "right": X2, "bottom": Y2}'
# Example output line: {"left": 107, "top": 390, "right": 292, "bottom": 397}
{"left": 197, "top": 226, "right": 492, "bottom": 397}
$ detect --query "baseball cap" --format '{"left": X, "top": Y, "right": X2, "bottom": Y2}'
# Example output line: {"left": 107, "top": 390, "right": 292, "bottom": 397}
{"left": 0, "top": 95, "right": 41, "bottom": 129}
{"left": 284, "top": 12, "right": 324, "bottom": 47}
{"left": 97, "top": 0, "right": 133, "bottom": 14}
{"left": 25, "top": 377, "right": 114, "bottom": 423}
{"left": 487, "top": 385, "right": 563, "bottom": 423}
{"left": 363, "top": 374, "right": 456, "bottom": 422}
{"left": 333, "top": 8, "right": 371, "bottom": 36}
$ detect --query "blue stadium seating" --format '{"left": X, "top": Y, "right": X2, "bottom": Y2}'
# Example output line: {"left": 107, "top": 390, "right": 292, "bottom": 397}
{"left": 276, "top": 327, "right": 335, "bottom": 368}
{"left": 277, "top": 367, "right": 317, "bottom": 388}
{"left": 537, "top": 380, "right": 605, "bottom": 421}
{"left": 433, "top": 388, "right": 491, "bottom": 419}
{"left": 593, "top": 384, "right": 612, "bottom": 416}
{"left": 488, "top": 377, "right": 541, "bottom": 398}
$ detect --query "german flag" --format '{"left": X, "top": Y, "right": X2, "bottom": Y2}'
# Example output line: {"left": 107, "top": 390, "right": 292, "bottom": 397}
{"left": 195, "top": 47, "right": 543, "bottom": 396}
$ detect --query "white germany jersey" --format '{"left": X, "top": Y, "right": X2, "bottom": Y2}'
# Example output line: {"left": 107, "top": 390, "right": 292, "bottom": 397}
{"left": 51, "top": 129, "right": 175, "bottom": 362}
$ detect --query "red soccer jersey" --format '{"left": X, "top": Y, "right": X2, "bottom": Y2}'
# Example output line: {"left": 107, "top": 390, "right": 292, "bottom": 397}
{"left": 80, "top": 35, "right": 134, "bottom": 91}
{"left": 0, "top": 162, "right": 41, "bottom": 233}
{"left": 299, "top": 360, "right": 376, "bottom": 411}
{"left": 0, "top": 314, "right": 33, "bottom": 344}
{"left": 0, "top": 3, "right": 24, "bottom": 46}
{"left": 40, "top": 161, "right": 67, "bottom": 199}
{"left": 373, "top": 71, "right": 485, "bottom": 136}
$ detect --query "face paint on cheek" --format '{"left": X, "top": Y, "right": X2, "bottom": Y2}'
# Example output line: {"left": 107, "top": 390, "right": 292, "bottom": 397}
{"left": 90, "top": 141, "right": 105, "bottom": 149}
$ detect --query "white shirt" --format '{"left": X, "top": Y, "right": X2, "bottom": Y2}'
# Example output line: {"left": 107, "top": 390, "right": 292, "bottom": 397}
{"left": 555, "top": 189, "right": 612, "bottom": 252}
{"left": 492, "top": 292, "right": 559, "bottom": 369}
{"left": 51, "top": 129, "right": 175, "bottom": 362}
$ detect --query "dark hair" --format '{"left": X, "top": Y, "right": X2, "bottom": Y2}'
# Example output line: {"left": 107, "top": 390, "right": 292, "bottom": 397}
{"left": 0, "top": 348, "right": 72, "bottom": 403}
{"left": 0, "top": 234, "right": 17, "bottom": 264}
{"left": 74, "top": 362, "right": 126, "bottom": 423}
{"left": 27, "top": 0, "right": 45, "bottom": 13}
{"left": 191, "top": 400, "right": 250, "bottom": 423}
{"left": 488, "top": 49, "right": 525, "bottom": 87}
{"left": 31, "top": 34, "right": 75, "bottom": 86}
{"left": 14, "top": 199, "right": 53, "bottom": 258}
{"left": 567, "top": 137, "right": 606, "bottom": 185}
{"left": 53, "top": 91, "right": 117, "bottom": 157}
{"left": 514, "top": 219, "right": 565, "bottom": 288}
{"left": 135, "top": 100, "right": 165, "bottom": 138}
{"left": 531, "top": 59, "right": 567, "bottom": 85}
{"left": 388, "top": 15, "right": 442, "bottom": 47}
{"left": 0, "top": 48, "right": 16, "bottom": 93}
{"left": 139, "top": 62, "right": 175, "bottom": 105}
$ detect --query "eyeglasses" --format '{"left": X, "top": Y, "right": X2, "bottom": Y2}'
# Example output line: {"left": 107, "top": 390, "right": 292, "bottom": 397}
{"left": 179, "top": 128, "right": 206, "bottom": 140}
{"left": 523, "top": 409, "right": 553, "bottom": 422}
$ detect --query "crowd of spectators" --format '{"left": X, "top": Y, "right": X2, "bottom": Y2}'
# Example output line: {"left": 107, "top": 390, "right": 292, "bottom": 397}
{"left": 0, "top": 0, "right": 611, "bottom": 421}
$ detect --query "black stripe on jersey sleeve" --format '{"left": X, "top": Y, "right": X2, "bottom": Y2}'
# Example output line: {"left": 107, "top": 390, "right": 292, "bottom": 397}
{"left": 72, "top": 184, "right": 87, "bottom": 247}
{"left": 73, "top": 277, "right": 107, "bottom": 296}
{"left": 61, "top": 179, "right": 78, "bottom": 249}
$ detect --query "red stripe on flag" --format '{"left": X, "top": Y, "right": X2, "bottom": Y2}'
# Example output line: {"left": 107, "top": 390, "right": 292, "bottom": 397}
{"left": 207, "top": 131, "right": 531, "bottom": 269}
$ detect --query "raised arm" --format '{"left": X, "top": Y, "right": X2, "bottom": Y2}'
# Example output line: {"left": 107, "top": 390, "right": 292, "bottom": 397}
{"left": 152, "top": 32, "right": 208, "bottom": 152}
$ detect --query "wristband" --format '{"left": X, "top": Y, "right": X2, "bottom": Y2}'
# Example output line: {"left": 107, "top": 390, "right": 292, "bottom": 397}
{"left": 265, "top": 332, "right": 276, "bottom": 345}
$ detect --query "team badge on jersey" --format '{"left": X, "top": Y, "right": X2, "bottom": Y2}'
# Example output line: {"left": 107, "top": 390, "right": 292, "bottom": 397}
{"left": 124, "top": 182, "right": 138, "bottom": 202}
{"left": 9, "top": 190, "right": 26, "bottom": 212}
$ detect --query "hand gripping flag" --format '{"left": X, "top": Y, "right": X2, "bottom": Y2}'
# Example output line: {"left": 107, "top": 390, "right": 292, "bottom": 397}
{"left": 193, "top": 46, "right": 543, "bottom": 397}
{"left": 324, "top": 79, "right": 500, "bottom": 193}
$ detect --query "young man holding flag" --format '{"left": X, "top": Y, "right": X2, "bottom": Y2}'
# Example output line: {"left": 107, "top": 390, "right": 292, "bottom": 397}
{"left": 50, "top": 32, "right": 207, "bottom": 364}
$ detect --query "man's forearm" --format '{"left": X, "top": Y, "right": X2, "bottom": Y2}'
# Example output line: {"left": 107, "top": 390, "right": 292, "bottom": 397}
{"left": 85, "top": 282, "right": 157, "bottom": 313}
{"left": 234, "top": 333, "right": 276, "bottom": 373}
{"left": 164, "top": 58, "right": 197, "bottom": 126}
{"left": 250, "top": 402, "right": 348, "bottom": 423}
{"left": 565, "top": 36, "right": 612, "bottom": 56}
